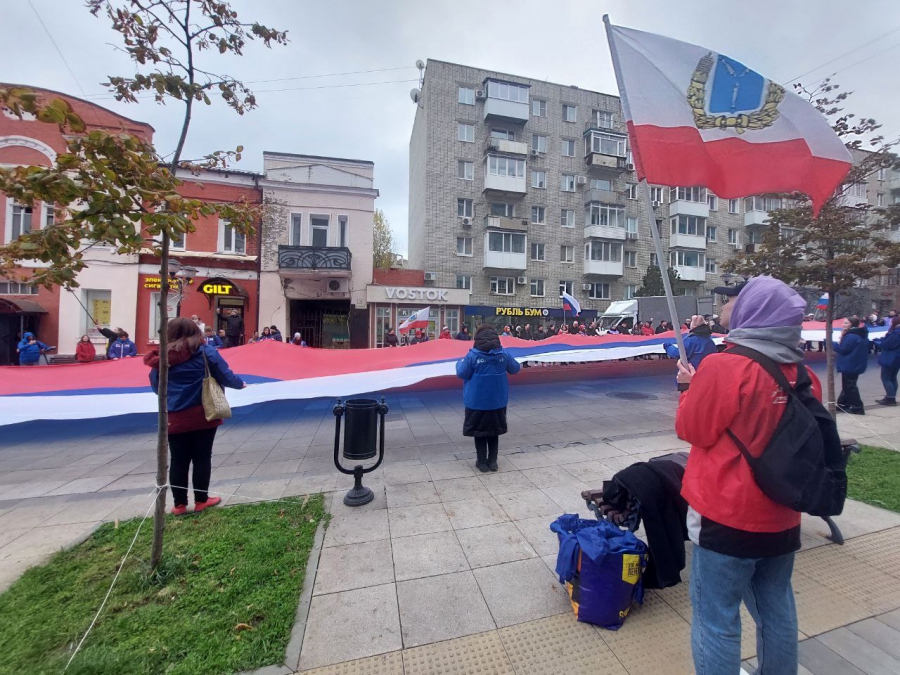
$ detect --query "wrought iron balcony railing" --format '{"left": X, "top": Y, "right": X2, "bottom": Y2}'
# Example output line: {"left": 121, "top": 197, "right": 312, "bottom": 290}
{"left": 278, "top": 245, "right": 351, "bottom": 271}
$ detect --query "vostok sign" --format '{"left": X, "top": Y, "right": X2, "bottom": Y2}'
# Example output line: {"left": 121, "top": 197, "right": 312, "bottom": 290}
{"left": 385, "top": 287, "right": 448, "bottom": 301}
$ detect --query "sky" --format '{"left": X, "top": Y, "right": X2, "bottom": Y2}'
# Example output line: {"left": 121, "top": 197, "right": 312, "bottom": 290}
{"left": 2, "top": 0, "right": 899, "bottom": 257}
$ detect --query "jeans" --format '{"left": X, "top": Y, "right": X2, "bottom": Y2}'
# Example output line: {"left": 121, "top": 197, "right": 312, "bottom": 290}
{"left": 168, "top": 427, "right": 218, "bottom": 506}
{"left": 474, "top": 436, "right": 498, "bottom": 464}
{"left": 837, "top": 373, "right": 863, "bottom": 411}
{"left": 691, "top": 546, "right": 797, "bottom": 675}
{"left": 881, "top": 364, "right": 899, "bottom": 399}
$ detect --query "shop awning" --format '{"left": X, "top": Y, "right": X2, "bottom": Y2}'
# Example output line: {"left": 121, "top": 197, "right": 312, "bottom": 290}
{"left": 0, "top": 298, "right": 48, "bottom": 314}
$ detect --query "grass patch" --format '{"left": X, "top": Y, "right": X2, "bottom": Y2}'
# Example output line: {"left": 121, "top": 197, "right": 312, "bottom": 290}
{"left": 0, "top": 494, "right": 325, "bottom": 675}
{"left": 847, "top": 445, "right": 900, "bottom": 513}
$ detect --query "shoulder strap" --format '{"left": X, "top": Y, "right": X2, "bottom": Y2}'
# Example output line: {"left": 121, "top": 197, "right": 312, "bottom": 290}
{"left": 726, "top": 345, "right": 794, "bottom": 393}
{"left": 201, "top": 347, "right": 211, "bottom": 378}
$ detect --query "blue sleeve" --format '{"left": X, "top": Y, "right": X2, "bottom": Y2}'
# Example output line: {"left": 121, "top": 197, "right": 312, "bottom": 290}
{"left": 17, "top": 339, "right": 28, "bottom": 350}
{"left": 506, "top": 353, "right": 521, "bottom": 375}
{"left": 38, "top": 341, "right": 50, "bottom": 350}
{"left": 663, "top": 343, "right": 679, "bottom": 358}
{"left": 127, "top": 341, "right": 137, "bottom": 357}
{"left": 456, "top": 352, "right": 474, "bottom": 381}
{"left": 883, "top": 331, "right": 900, "bottom": 351}
{"left": 149, "top": 368, "right": 159, "bottom": 394}
{"left": 215, "top": 336, "right": 223, "bottom": 348}
{"left": 832, "top": 334, "right": 858, "bottom": 355}
{"left": 205, "top": 346, "right": 244, "bottom": 389}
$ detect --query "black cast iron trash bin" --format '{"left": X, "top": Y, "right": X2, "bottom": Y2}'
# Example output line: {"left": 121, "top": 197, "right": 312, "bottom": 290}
{"left": 333, "top": 397, "right": 388, "bottom": 506}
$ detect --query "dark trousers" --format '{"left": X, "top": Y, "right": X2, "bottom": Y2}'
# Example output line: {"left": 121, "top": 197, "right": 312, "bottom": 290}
{"left": 881, "top": 365, "right": 900, "bottom": 399}
{"left": 168, "top": 427, "right": 218, "bottom": 506}
{"left": 226, "top": 333, "right": 241, "bottom": 348}
{"left": 838, "top": 373, "right": 864, "bottom": 412}
{"left": 474, "top": 436, "right": 499, "bottom": 465}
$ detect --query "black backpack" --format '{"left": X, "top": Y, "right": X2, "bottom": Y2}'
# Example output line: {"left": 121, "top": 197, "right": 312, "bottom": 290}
{"left": 726, "top": 346, "right": 847, "bottom": 517}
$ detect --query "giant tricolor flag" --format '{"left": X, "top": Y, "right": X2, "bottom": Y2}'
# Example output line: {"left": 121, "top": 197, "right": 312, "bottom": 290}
{"left": 398, "top": 306, "right": 431, "bottom": 333}
{"left": 604, "top": 19, "right": 852, "bottom": 214}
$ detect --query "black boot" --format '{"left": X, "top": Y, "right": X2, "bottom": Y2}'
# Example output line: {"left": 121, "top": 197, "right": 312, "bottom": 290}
{"left": 876, "top": 397, "right": 898, "bottom": 406}
{"left": 475, "top": 440, "right": 489, "bottom": 472}
{"left": 487, "top": 441, "right": 499, "bottom": 472}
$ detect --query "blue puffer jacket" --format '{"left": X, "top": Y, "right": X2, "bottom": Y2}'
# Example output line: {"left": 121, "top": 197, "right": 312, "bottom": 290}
{"left": 204, "top": 335, "right": 223, "bottom": 348}
{"left": 833, "top": 326, "right": 870, "bottom": 374}
{"left": 663, "top": 326, "right": 717, "bottom": 370}
{"left": 456, "top": 346, "right": 521, "bottom": 410}
{"left": 148, "top": 344, "right": 244, "bottom": 412}
{"left": 877, "top": 329, "right": 900, "bottom": 369}
{"left": 17, "top": 332, "right": 49, "bottom": 365}
{"left": 108, "top": 338, "right": 137, "bottom": 359}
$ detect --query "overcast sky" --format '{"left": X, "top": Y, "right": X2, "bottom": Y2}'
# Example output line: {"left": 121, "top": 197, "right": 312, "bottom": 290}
{"left": 3, "top": 0, "right": 899, "bottom": 256}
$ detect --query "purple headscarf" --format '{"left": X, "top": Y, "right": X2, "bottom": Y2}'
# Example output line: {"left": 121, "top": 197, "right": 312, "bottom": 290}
{"left": 729, "top": 276, "right": 806, "bottom": 330}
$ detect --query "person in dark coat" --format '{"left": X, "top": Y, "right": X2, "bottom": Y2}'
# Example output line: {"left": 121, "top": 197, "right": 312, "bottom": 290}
{"left": 832, "top": 315, "right": 870, "bottom": 415}
{"left": 455, "top": 325, "right": 472, "bottom": 340}
{"left": 94, "top": 322, "right": 123, "bottom": 351}
{"left": 223, "top": 309, "right": 243, "bottom": 347}
{"left": 655, "top": 320, "right": 670, "bottom": 335}
{"left": 523, "top": 323, "right": 534, "bottom": 341}
{"left": 536, "top": 325, "right": 547, "bottom": 340}
{"left": 409, "top": 329, "right": 429, "bottom": 344}
{"left": 384, "top": 327, "right": 400, "bottom": 347}
{"left": 875, "top": 316, "right": 900, "bottom": 405}
{"left": 546, "top": 323, "right": 558, "bottom": 337}
{"left": 269, "top": 325, "right": 283, "bottom": 342}
{"left": 456, "top": 324, "right": 521, "bottom": 472}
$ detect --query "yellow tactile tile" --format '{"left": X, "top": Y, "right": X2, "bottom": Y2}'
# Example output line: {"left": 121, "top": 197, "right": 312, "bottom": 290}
{"left": 841, "top": 527, "right": 900, "bottom": 581}
{"left": 792, "top": 568, "right": 875, "bottom": 636}
{"left": 296, "top": 651, "right": 404, "bottom": 675}
{"left": 402, "top": 630, "right": 515, "bottom": 675}
{"left": 497, "top": 613, "right": 627, "bottom": 675}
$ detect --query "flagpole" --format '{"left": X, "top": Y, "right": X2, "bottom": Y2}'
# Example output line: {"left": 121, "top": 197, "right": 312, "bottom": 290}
{"left": 604, "top": 15, "right": 688, "bottom": 367}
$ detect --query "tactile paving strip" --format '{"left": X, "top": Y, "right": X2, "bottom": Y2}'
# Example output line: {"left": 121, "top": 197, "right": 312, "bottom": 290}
{"left": 791, "top": 568, "right": 874, "bottom": 636}
{"left": 795, "top": 540, "right": 900, "bottom": 614}
{"left": 402, "top": 630, "right": 515, "bottom": 675}
{"left": 596, "top": 592, "right": 695, "bottom": 675}
{"left": 841, "top": 527, "right": 900, "bottom": 581}
{"left": 497, "top": 613, "right": 626, "bottom": 675}
{"left": 297, "top": 651, "right": 404, "bottom": 675}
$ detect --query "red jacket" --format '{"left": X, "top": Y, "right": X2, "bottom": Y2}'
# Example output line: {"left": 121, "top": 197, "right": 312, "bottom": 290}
{"left": 676, "top": 351, "right": 822, "bottom": 535}
{"left": 75, "top": 341, "right": 96, "bottom": 363}
{"left": 641, "top": 326, "right": 654, "bottom": 336}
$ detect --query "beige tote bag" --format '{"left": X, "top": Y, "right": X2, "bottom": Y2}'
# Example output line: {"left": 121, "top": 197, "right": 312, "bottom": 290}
{"left": 201, "top": 350, "right": 232, "bottom": 421}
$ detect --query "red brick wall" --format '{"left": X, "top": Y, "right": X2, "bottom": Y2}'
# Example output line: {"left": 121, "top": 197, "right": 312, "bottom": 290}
{"left": 373, "top": 268, "right": 426, "bottom": 286}
{"left": 175, "top": 176, "right": 262, "bottom": 255}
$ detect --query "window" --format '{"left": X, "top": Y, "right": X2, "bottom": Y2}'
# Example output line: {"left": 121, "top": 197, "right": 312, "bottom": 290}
{"left": 848, "top": 182, "right": 867, "bottom": 198}
{"left": 445, "top": 308, "right": 460, "bottom": 337}
{"left": 728, "top": 199, "right": 740, "bottom": 214}
{"left": 532, "top": 170, "right": 547, "bottom": 189}
{"left": 587, "top": 131, "right": 627, "bottom": 157}
{"left": 559, "top": 280, "right": 574, "bottom": 297}
{"left": 561, "top": 209, "right": 575, "bottom": 228}
{"left": 530, "top": 242, "right": 545, "bottom": 261}
{"left": 624, "top": 284, "right": 637, "bottom": 300}
{"left": 591, "top": 178, "right": 613, "bottom": 191}
{"left": 626, "top": 217, "right": 638, "bottom": 235}
{"left": 707, "top": 194, "right": 718, "bottom": 210}
{"left": 290, "top": 213, "right": 303, "bottom": 245}
{"left": 656, "top": 219, "right": 663, "bottom": 235}
{"left": 562, "top": 104, "right": 577, "bottom": 122}
{"left": 561, "top": 174, "right": 576, "bottom": 192}
{"left": 531, "top": 134, "right": 547, "bottom": 153}
{"left": 670, "top": 186, "right": 706, "bottom": 202}
{"left": 490, "top": 128, "right": 514, "bottom": 140}
{"left": 650, "top": 186, "right": 665, "bottom": 203}
{"left": 0, "top": 281, "right": 38, "bottom": 295}
{"left": 457, "top": 123, "right": 474, "bottom": 142}
{"left": 487, "top": 155, "right": 525, "bottom": 178}
{"left": 490, "top": 202, "right": 514, "bottom": 217}
{"left": 531, "top": 206, "right": 546, "bottom": 224}
{"left": 532, "top": 99, "right": 547, "bottom": 117}
{"left": 488, "top": 231, "right": 526, "bottom": 253}
{"left": 728, "top": 228, "right": 739, "bottom": 245}
{"left": 458, "top": 87, "right": 475, "bottom": 105}
{"left": 560, "top": 245, "right": 574, "bottom": 263}
{"left": 309, "top": 215, "right": 329, "bottom": 247}
{"left": 375, "top": 306, "right": 391, "bottom": 347}
{"left": 339, "top": 216, "right": 348, "bottom": 247}
{"left": 650, "top": 253, "right": 658, "bottom": 267}
{"left": 626, "top": 183, "right": 638, "bottom": 200}
{"left": 457, "top": 198, "right": 473, "bottom": 218}
{"left": 781, "top": 227, "right": 801, "bottom": 241}
{"left": 486, "top": 80, "right": 529, "bottom": 103}
{"left": 625, "top": 250, "right": 637, "bottom": 267}
{"left": 456, "top": 236, "right": 472, "bottom": 256}
{"left": 170, "top": 230, "right": 185, "bottom": 250}
{"left": 683, "top": 287, "right": 697, "bottom": 296}
{"left": 878, "top": 167, "right": 887, "bottom": 181}
{"left": 490, "top": 276, "right": 516, "bottom": 295}
{"left": 745, "top": 196, "right": 783, "bottom": 211}
{"left": 9, "top": 203, "right": 33, "bottom": 241}
{"left": 670, "top": 215, "right": 706, "bottom": 237}
{"left": 562, "top": 139, "right": 576, "bottom": 157}
{"left": 84, "top": 289, "right": 111, "bottom": 339}
{"left": 44, "top": 203, "right": 54, "bottom": 228}
{"left": 221, "top": 218, "right": 246, "bottom": 253}
{"left": 670, "top": 250, "right": 705, "bottom": 268}
{"left": 586, "top": 241, "right": 623, "bottom": 262}
{"left": 457, "top": 160, "right": 474, "bottom": 180}
{"left": 589, "top": 203, "right": 626, "bottom": 228}
{"left": 706, "top": 258, "right": 718, "bottom": 274}
{"left": 593, "top": 110, "right": 614, "bottom": 128}
{"left": 706, "top": 225, "right": 717, "bottom": 242}
{"left": 748, "top": 229, "right": 763, "bottom": 245}
{"left": 877, "top": 193, "right": 885, "bottom": 207}
{"left": 588, "top": 283, "right": 610, "bottom": 300}
{"left": 456, "top": 274, "right": 472, "bottom": 290}
{"left": 530, "top": 279, "right": 545, "bottom": 297}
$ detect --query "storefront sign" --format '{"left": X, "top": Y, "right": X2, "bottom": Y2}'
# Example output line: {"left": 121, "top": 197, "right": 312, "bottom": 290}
{"left": 143, "top": 276, "right": 191, "bottom": 291}
{"left": 465, "top": 305, "right": 599, "bottom": 319}
{"left": 494, "top": 307, "right": 550, "bottom": 317}
{"left": 199, "top": 277, "right": 240, "bottom": 296}
{"left": 366, "top": 285, "right": 470, "bottom": 305}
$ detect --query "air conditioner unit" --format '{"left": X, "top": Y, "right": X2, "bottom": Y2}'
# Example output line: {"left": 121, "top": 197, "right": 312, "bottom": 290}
{"left": 626, "top": 163, "right": 635, "bottom": 171}
{"left": 530, "top": 148, "right": 539, "bottom": 157}
{"left": 626, "top": 232, "right": 638, "bottom": 240}
{"left": 516, "top": 276, "right": 528, "bottom": 285}
{"left": 521, "top": 219, "right": 529, "bottom": 226}
{"left": 424, "top": 271, "right": 437, "bottom": 281}
{"left": 581, "top": 283, "right": 593, "bottom": 291}
{"left": 475, "top": 89, "right": 486, "bottom": 100}
{"left": 461, "top": 217, "right": 471, "bottom": 228}
{"left": 576, "top": 175, "right": 587, "bottom": 186}
{"left": 326, "top": 279, "right": 348, "bottom": 293}
{"left": 651, "top": 200, "right": 661, "bottom": 209}
{"left": 745, "top": 244, "right": 756, "bottom": 254}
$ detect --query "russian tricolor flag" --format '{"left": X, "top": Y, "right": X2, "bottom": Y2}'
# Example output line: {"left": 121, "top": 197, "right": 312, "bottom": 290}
{"left": 562, "top": 291, "right": 581, "bottom": 316}
{"left": 817, "top": 293, "right": 829, "bottom": 310}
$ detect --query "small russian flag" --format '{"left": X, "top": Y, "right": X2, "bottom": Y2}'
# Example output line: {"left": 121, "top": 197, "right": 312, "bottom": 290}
{"left": 398, "top": 306, "right": 431, "bottom": 333}
{"left": 816, "top": 293, "right": 829, "bottom": 311}
{"left": 562, "top": 291, "right": 581, "bottom": 316}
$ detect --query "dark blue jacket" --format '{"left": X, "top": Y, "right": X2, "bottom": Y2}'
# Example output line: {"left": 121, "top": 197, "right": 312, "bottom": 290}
{"left": 17, "top": 332, "right": 50, "bottom": 365}
{"left": 149, "top": 345, "right": 244, "bottom": 412}
{"left": 108, "top": 338, "right": 137, "bottom": 359}
{"left": 877, "top": 329, "right": 900, "bottom": 369}
{"left": 663, "top": 326, "right": 717, "bottom": 370}
{"left": 204, "top": 335, "right": 223, "bottom": 348}
{"left": 456, "top": 347, "right": 521, "bottom": 410}
{"left": 833, "top": 326, "right": 869, "bottom": 375}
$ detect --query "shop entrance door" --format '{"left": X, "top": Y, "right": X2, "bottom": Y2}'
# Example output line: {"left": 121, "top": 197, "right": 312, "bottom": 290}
{"left": 0, "top": 314, "right": 39, "bottom": 366}
{"left": 290, "top": 300, "right": 350, "bottom": 348}
{"left": 216, "top": 297, "right": 246, "bottom": 344}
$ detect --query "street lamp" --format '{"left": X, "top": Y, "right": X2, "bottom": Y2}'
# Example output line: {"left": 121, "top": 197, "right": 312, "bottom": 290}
{"left": 166, "top": 259, "right": 198, "bottom": 317}
{"left": 720, "top": 272, "right": 735, "bottom": 286}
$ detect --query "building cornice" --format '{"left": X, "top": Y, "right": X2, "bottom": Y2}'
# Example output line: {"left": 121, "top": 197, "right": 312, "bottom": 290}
{"left": 258, "top": 179, "right": 379, "bottom": 199}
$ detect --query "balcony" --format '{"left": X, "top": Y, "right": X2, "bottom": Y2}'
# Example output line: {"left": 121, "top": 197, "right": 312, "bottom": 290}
{"left": 583, "top": 188, "right": 621, "bottom": 205}
{"left": 669, "top": 200, "right": 709, "bottom": 218}
{"left": 744, "top": 209, "right": 770, "bottom": 228}
{"left": 585, "top": 153, "right": 627, "bottom": 172}
{"left": 670, "top": 233, "right": 707, "bottom": 249}
{"left": 483, "top": 172, "right": 527, "bottom": 195}
{"left": 483, "top": 249, "right": 527, "bottom": 270}
{"left": 483, "top": 98, "right": 529, "bottom": 124}
{"left": 584, "top": 130, "right": 629, "bottom": 173}
{"left": 584, "top": 259, "right": 624, "bottom": 276}
{"left": 486, "top": 138, "right": 528, "bottom": 155}
{"left": 584, "top": 224, "right": 626, "bottom": 241}
{"left": 278, "top": 245, "right": 351, "bottom": 277}
{"left": 674, "top": 265, "right": 706, "bottom": 282}
{"left": 483, "top": 215, "right": 527, "bottom": 231}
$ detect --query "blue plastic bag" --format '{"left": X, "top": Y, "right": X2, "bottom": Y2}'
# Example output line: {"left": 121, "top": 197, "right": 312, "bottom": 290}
{"left": 550, "top": 514, "right": 648, "bottom": 630}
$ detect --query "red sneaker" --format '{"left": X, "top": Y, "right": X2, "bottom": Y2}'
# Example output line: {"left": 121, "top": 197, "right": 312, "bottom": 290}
{"left": 193, "top": 496, "right": 222, "bottom": 513}
{"left": 171, "top": 505, "right": 188, "bottom": 516}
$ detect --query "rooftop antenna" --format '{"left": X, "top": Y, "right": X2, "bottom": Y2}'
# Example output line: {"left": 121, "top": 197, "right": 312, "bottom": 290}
{"left": 410, "top": 59, "right": 426, "bottom": 108}
{"left": 415, "top": 59, "right": 425, "bottom": 87}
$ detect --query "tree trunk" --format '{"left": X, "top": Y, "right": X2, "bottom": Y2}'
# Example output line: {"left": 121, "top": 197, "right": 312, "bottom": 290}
{"left": 150, "top": 231, "right": 170, "bottom": 570}
{"left": 825, "top": 294, "right": 836, "bottom": 417}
